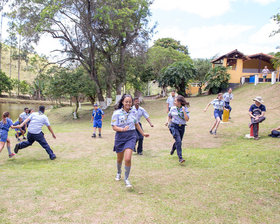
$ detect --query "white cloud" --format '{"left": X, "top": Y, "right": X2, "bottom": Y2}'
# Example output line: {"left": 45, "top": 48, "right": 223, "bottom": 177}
{"left": 151, "top": 24, "right": 254, "bottom": 58}
{"left": 151, "top": 0, "right": 234, "bottom": 18}
{"left": 250, "top": 0, "right": 276, "bottom": 5}
{"left": 248, "top": 20, "right": 279, "bottom": 45}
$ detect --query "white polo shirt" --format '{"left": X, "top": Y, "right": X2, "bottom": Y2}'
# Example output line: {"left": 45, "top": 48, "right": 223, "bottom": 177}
{"left": 28, "top": 112, "right": 50, "bottom": 134}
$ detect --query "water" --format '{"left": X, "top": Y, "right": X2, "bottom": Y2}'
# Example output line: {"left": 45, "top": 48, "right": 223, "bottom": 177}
{"left": 0, "top": 103, "right": 51, "bottom": 121}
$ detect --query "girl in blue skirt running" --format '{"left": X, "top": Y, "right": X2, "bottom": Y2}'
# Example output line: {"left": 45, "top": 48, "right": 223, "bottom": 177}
{"left": 0, "top": 112, "right": 17, "bottom": 158}
{"left": 111, "top": 94, "right": 149, "bottom": 188}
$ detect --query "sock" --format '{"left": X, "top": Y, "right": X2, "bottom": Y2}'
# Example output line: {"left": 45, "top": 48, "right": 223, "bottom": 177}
{"left": 117, "top": 162, "right": 122, "bottom": 174}
{"left": 7, "top": 146, "right": 12, "bottom": 155}
{"left": 124, "top": 166, "right": 131, "bottom": 180}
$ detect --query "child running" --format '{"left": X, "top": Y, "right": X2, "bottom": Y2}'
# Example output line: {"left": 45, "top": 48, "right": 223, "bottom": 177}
{"left": 0, "top": 112, "right": 16, "bottom": 158}
{"left": 13, "top": 117, "right": 26, "bottom": 141}
{"left": 165, "top": 95, "right": 190, "bottom": 163}
{"left": 90, "top": 104, "right": 104, "bottom": 138}
{"left": 13, "top": 106, "right": 57, "bottom": 160}
{"left": 132, "top": 97, "right": 154, "bottom": 155}
{"left": 111, "top": 94, "right": 149, "bottom": 188}
{"left": 204, "top": 93, "right": 226, "bottom": 135}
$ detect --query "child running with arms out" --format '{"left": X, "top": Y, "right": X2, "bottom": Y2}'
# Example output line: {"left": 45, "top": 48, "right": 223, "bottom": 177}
{"left": 0, "top": 112, "right": 17, "bottom": 158}
{"left": 204, "top": 93, "right": 227, "bottom": 135}
{"left": 91, "top": 104, "right": 104, "bottom": 138}
{"left": 111, "top": 94, "right": 149, "bottom": 188}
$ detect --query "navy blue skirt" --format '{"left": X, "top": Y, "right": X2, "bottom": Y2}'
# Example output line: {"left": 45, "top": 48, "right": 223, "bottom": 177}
{"left": 113, "top": 130, "right": 137, "bottom": 153}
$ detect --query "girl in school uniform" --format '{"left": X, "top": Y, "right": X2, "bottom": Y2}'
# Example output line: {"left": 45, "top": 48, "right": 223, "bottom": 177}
{"left": 0, "top": 112, "right": 16, "bottom": 158}
{"left": 111, "top": 94, "right": 149, "bottom": 188}
{"left": 165, "top": 95, "right": 190, "bottom": 163}
{"left": 204, "top": 93, "right": 226, "bottom": 135}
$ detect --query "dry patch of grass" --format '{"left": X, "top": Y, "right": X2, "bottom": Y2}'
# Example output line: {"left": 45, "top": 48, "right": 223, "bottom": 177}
{"left": 0, "top": 83, "right": 279, "bottom": 223}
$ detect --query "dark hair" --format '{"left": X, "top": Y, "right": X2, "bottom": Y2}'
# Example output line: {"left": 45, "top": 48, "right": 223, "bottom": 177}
{"left": 134, "top": 97, "right": 139, "bottom": 101}
{"left": 115, "top": 94, "right": 133, "bottom": 110}
{"left": 2, "top": 112, "right": 10, "bottom": 124}
{"left": 217, "top": 93, "right": 223, "bottom": 99}
{"left": 39, "top": 105, "right": 45, "bottom": 113}
{"left": 24, "top": 107, "right": 28, "bottom": 111}
{"left": 176, "top": 95, "right": 190, "bottom": 107}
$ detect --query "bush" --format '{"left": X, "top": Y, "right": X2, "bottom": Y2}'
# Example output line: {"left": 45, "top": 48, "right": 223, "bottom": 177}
{"left": 204, "top": 66, "right": 230, "bottom": 94}
{"left": 0, "top": 70, "right": 12, "bottom": 95}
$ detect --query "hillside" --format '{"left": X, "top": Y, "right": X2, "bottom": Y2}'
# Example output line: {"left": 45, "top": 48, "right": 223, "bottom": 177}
{"left": 0, "top": 44, "right": 40, "bottom": 82}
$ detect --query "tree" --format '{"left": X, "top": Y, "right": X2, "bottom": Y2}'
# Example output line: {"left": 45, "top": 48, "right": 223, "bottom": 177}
{"left": 154, "top": 38, "right": 188, "bottom": 55}
{"left": 8, "top": 0, "right": 153, "bottom": 107}
{"left": 11, "top": 79, "right": 30, "bottom": 95}
{"left": 193, "top": 58, "right": 212, "bottom": 95}
{"left": 147, "top": 46, "right": 189, "bottom": 81}
{"left": 204, "top": 66, "right": 230, "bottom": 94}
{"left": 159, "top": 60, "right": 196, "bottom": 96}
{"left": 0, "top": 70, "right": 12, "bottom": 95}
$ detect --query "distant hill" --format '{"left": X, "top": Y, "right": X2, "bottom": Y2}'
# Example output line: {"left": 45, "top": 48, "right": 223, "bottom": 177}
{"left": 0, "top": 43, "right": 44, "bottom": 83}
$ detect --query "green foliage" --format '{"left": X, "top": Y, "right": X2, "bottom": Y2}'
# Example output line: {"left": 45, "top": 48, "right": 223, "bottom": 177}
{"left": 154, "top": 38, "right": 188, "bottom": 55}
{"left": 193, "top": 58, "right": 212, "bottom": 95}
{"left": 271, "top": 11, "right": 280, "bottom": 37}
{"left": 159, "top": 60, "right": 196, "bottom": 96}
{"left": 204, "top": 66, "right": 230, "bottom": 94}
{"left": 0, "top": 70, "right": 12, "bottom": 95}
{"left": 147, "top": 46, "right": 189, "bottom": 81}
{"left": 11, "top": 79, "right": 30, "bottom": 95}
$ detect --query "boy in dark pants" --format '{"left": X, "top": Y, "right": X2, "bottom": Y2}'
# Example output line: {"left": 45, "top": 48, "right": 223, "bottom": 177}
{"left": 13, "top": 106, "right": 56, "bottom": 160}
{"left": 249, "top": 96, "right": 266, "bottom": 140}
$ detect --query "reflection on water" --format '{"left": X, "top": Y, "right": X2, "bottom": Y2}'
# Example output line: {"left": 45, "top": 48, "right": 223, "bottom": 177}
{"left": 0, "top": 103, "right": 52, "bottom": 121}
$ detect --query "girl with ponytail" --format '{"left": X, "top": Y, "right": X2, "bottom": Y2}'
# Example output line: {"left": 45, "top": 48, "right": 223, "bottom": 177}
{"left": 0, "top": 112, "right": 16, "bottom": 158}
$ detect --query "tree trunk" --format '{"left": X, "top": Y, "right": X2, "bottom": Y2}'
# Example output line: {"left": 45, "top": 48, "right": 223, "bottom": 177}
{"left": 17, "top": 35, "right": 21, "bottom": 96}
{"left": 0, "top": 13, "right": 3, "bottom": 70}
{"left": 134, "top": 89, "right": 143, "bottom": 102}
{"left": 115, "top": 81, "right": 122, "bottom": 104}
{"left": 88, "top": 95, "right": 95, "bottom": 105}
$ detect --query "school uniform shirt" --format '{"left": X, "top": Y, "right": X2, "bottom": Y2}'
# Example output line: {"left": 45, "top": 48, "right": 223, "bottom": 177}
{"left": 0, "top": 118, "right": 13, "bottom": 132}
{"left": 132, "top": 106, "right": 149, "bottom": 123}
{"left": 249, "top": 104, "right": 266, "bottom": 116}
{"left": 166, "top": 96, "right": 175, "bottom": 108}
{"left": 19, "top": 112, "right": 29, "bottom": 121}
{"left": 27, "top": 112, "right": 50, "bottom": 134}
{"left": 168, "top": 106, "right": 190, "bottom": 125}
{"left": 211, "top": 99, "right": 224, "bottom": 110}
{"left": 13, "top": 120, "right": 22, "bottom": 132}
{"left": 92, "top": 108, "right": 104, "bottom": 121}
{"left": 111, "top": 108, "right": 138, "bottom": 130}
{"left": 223, "top": 93, "right": 233, "bottom": 103}
{"left": 262, "top": 68, "right": 269, "bottom": 76}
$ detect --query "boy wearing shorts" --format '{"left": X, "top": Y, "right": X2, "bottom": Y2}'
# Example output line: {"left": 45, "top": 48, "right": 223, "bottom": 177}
{"left": 91, "top": 104, "right": 104, "bottom": 138}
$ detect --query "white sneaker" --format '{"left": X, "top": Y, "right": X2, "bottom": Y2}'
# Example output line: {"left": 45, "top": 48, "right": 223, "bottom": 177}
{"left": 124, "top": 179, "right": 132, "bottom": 188}
{"left": 115, "top": 173, "right": 121, "bottom": 181}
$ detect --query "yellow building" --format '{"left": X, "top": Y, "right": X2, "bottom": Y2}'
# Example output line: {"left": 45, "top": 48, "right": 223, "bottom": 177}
{"left": 211, "top": 49, "right": 278, "bottom": 88}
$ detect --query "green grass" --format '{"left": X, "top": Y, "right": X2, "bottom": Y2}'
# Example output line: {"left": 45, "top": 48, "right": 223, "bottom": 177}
{"left": 0, "top": 83, "right": 280, "bottom": 223}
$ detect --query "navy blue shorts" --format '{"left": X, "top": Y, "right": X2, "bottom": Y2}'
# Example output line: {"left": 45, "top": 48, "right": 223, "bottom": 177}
{"left": 113, "top": 130, "right": 136, "bottom": 153}
{"left": 214, "top": 109, "right": 223, "bottom": 120}
{"left": 93, "top": 120, "right": 102, "bottom": 128}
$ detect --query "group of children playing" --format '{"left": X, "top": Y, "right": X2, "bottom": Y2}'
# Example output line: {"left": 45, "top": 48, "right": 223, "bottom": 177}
{"left": 0, "top": 88, "right": 276, "bottom": 189}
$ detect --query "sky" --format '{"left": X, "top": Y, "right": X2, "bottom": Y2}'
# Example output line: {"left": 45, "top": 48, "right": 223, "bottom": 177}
{"left": 150, "top": 0, "right": 280, "bottom": 58}
{"left": 1, "top": 0, "right": 280, "bottom": 60}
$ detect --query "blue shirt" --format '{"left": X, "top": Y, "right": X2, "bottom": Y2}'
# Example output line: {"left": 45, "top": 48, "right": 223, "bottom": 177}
{"left": 13, "top": 120, "right": 22, "bottom": 132}
{"left": 249, "top": 104, "right": 266, "bottom": 116}
{"left": 168, "top": 106, "right": 190, "bottom": 125}
{"left": 92, "top": 108, "right": 104, "bottom": 121}
{"left": 0, "top": 118, "right": 13, "bottom": 132}
{"left": 132, "top": 106, "right": 149, "bottom": 123}
{"left": 211, "top": 99, "right": 224, "bottom": 110}
{"left": 20, "top": 112, "right": 29, "bottom": 121}
{"left": 166, "top": 96, "right": 175, "bottom": 108}
{"left": 111, "top": 108, "right": 138, "bottom": 130}
{"left": 223, "top": 92, "right": 233, "bottom": 103}
{"left": 27, "top": 112, "right": 50, "bottom": 134}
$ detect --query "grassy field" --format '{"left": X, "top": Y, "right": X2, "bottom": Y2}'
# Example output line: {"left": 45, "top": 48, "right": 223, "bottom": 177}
{"left": 0, "top": 83, "right": 279, "bottom": 224}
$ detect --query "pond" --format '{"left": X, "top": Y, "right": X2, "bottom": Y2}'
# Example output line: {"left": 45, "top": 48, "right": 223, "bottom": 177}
{"left": 0, "top": 103, "right": 52, "bottom": 121}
